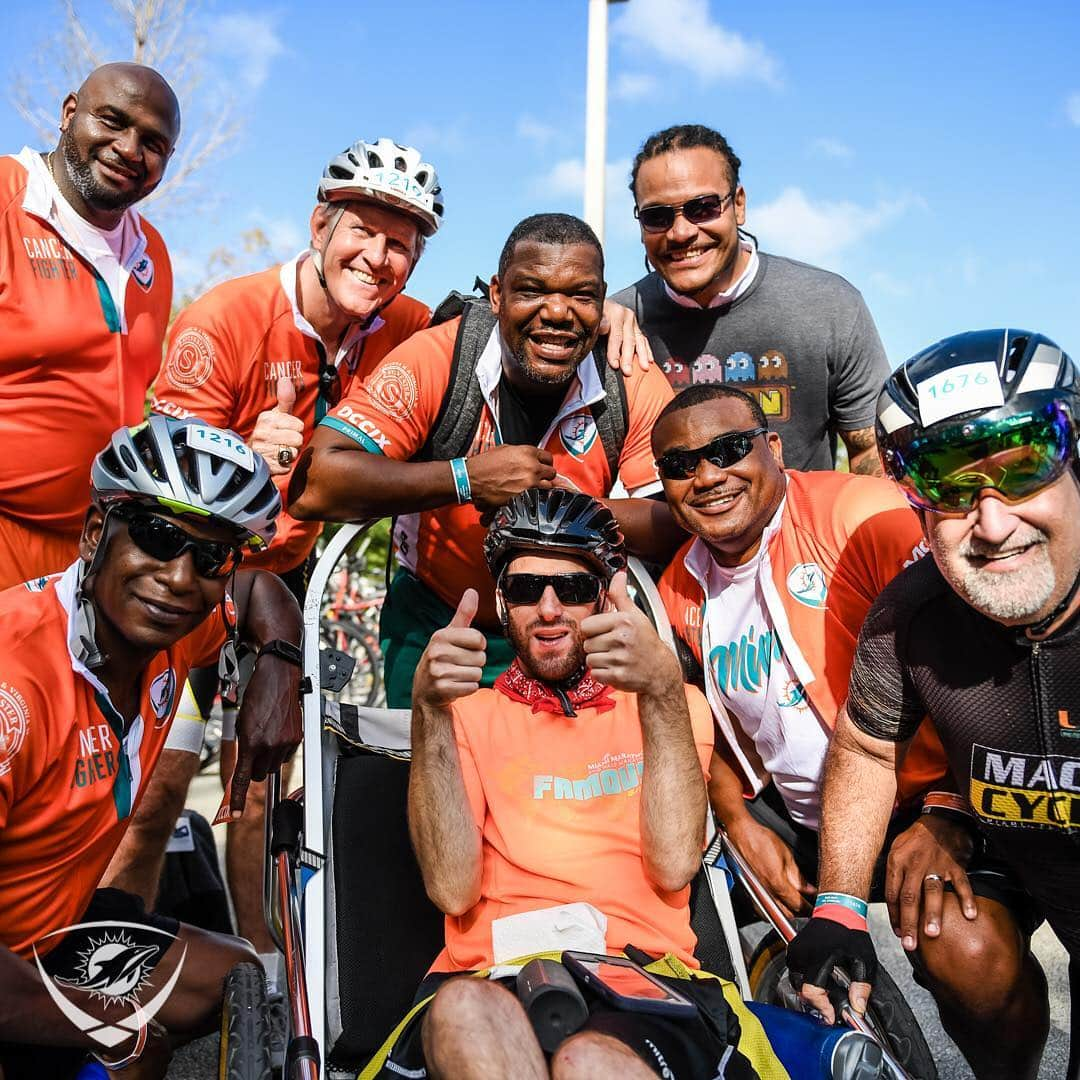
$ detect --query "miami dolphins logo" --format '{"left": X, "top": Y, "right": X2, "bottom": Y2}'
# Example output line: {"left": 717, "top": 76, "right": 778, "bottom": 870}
{"left": 786, "top": 562, "right": 828, "bottom": 608}
{"left": 559, "top": 412, "right": 597, "bottom": 458}
{"left": 33, "top": 921, "right": 186, "bottom": 1050}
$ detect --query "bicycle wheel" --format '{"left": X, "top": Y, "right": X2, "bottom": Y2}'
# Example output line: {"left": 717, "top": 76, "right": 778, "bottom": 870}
{"left": 747, "top": 928, "right": 938, "bottom": 1080}
{"left": 219, "top": 961, "right": 272, "bottom": 1080}
{"left": 320, "top": 617, "right": 384, "bottom": 707}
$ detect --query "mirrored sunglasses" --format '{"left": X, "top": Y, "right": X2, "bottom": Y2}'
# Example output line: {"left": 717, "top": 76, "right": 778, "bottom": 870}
{"left": 890, "top": 403, "right": 1076, "bottom": 514}
{"left": 119, "top": 510, "right": 243, "bottom": 579}
{"left": 656, "top": 427, "right": 768, "bottom": 480}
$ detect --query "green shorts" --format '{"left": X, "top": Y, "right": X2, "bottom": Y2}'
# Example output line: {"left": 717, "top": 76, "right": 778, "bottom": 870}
{"left": 379, "top": 569, "right": 514, "bottom": 707}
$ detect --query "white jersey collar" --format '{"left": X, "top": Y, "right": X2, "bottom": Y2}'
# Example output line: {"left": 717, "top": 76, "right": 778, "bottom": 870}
{"left": 16, "top": 146, "right": 149, "bottom": 274}
{"left": 662, "top": 237, "right": 759, "bottom": 310}
{"left": 279, "top": 251, "right": 386, "bottom": 369}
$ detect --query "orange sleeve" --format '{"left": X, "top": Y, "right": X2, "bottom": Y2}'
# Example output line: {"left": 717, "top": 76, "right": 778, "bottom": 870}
{"left": 151, "top": 303, "right": 241, "bottom": 428}
{"left": 320, "top": 319, "right": 457, "bottom": 460}
{"left": 840, "top": 479, "right": 927, "bottom": 599}
{"left": 617, "top": 363, "right": 673, "bottom": 494}
{"left": 450, "top": 703, "right": 488, "bottom": 830}
{"left": 684, "top": 685, "right": 715, "bottom": 782}
{"left": 657, "top": 545, "right": 704, "bottom": 669}
{"left": 0, "top": 670, "right": 47, "bottom": 831}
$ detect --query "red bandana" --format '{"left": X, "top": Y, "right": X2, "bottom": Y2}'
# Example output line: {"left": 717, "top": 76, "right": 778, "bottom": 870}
{"left": 495, "top": 659, "right": 616, "bottom": 716}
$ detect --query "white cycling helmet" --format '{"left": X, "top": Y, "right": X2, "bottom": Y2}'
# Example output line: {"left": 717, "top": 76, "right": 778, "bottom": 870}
{"left": 318, "top": 137, "right": 443, "bottom": 237}
{"left": 91, "top": 416, "right": 279, "bottom": 551}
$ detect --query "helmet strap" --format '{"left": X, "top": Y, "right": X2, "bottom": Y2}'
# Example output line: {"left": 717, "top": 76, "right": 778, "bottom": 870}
{"left": 74, "top": 507, "right": 123, "bottom": 671}
{"left": 312, "top": 204, "right": 347, "bottom": 289}
{"left": 1025, "top": 564, "right": 1080, "bottom": 638}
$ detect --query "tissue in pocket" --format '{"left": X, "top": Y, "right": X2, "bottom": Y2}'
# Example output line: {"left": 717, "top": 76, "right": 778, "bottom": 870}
{"left": 491, "top": 902, "right": 608, "bottom": 964}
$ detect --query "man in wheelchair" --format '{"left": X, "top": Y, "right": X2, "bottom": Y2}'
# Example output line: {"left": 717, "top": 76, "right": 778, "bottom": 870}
{"left": 378, "top": 487, "right": 777, "bottom": 1079}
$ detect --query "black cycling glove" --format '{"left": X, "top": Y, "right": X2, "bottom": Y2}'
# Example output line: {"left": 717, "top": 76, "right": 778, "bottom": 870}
{"left": 786, "top": 916, "right": 878, "bottom": 992}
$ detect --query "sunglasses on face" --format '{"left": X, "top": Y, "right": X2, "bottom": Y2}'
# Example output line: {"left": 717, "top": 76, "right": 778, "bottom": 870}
{"left": 633, "top": 191, "right": 735, "bottom": 234}
{"left": 888, "top": 403, "right": 1076, "bottom": 515}
{"left": 501, "top": 572, "right": 604, "bottom": 606}
{"left": 119, "top": 511, "right": 243, "bottom": 579}
{"left": 656, "top": 427, "right": 768, "bottom": 480}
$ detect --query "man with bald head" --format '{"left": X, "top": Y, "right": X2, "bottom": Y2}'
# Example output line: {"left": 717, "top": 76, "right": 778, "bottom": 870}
{"left": 0, "top": 63, "right": 181, "bottom": 588}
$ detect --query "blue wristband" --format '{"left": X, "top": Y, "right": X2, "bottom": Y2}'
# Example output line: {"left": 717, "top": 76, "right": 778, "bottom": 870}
{"left": 450, "top": 457, "right": 472, "bottom": 504}
{"left": 814, "top": 892, "right": 869, "bottom": 920}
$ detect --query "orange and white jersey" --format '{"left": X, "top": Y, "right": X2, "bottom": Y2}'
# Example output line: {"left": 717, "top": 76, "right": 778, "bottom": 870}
{"left": 0, "top": 148, "right": 172, "bottom": 537}
{"left": 321, "top": 317, "right": 672, "bottom": 622}
{"left": 151, "top": 254, "right": 430, "bottom": 574}
{"left": 0, "top": 563, "right": 227, "bottom": 958}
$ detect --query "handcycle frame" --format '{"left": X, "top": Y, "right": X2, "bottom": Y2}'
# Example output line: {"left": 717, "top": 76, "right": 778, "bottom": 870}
{"left": 263, "top": 519, "right": 910, "bottom": 1078}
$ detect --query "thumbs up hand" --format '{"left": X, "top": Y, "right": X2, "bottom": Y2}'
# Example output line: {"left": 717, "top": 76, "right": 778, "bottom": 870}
{"left": 414, "top": 589, "right": 489, "bottom": 708}
{"left": 581, "top": 572, "right": 680, "bottom": 694}
{"left": 252, "top": 376, "right": 306, "bottom": 475}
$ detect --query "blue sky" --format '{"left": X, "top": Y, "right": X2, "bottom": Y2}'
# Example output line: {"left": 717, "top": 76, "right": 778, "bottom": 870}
{"left": 3, "top": 0, "right": 1079, "bottom": 365}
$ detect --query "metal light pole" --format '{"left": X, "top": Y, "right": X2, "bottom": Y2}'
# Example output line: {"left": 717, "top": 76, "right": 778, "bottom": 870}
{"left": 584, "top": 0, "right": 628, "bottom": 244}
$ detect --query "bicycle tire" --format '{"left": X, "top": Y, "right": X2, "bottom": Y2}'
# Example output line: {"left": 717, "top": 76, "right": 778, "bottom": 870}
{"left": 747, "top": 928, "right": 939, "bottom": 1080}
{"left": 218, "top": 961, "right": 272, "bottom": 1080}
{"left": 320, "top": 617, "right": 384, "bottom": 708}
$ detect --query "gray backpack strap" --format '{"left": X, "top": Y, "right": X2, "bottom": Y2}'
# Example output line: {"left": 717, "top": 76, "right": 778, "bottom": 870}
{"left": 419, "top": 300, "right": 498, "bottom": 462}
{"left": 589, "top": 336, "right": 629, "bottom": 485}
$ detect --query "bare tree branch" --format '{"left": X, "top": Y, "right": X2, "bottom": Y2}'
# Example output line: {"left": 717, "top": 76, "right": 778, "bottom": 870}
{"left": 11, "top": 0, "right": 243, "bottom": 219}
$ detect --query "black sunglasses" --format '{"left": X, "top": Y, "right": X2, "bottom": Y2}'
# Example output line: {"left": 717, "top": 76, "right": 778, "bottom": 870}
{"left": 501, "top": 572, "right": 604, "bottom": 606}
{"left": 118, "top": 510, "right": 243, "bottom": 579}
{"left": 656, "top": 427, "right": 768, "bottom": 480}
{"left": 634, "top": 191, "right": 735, "bottom": 234}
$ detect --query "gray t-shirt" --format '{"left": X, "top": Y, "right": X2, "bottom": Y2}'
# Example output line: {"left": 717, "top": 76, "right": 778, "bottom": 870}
{"left": 612, "top": 252, "right": 888, "bottom": 471}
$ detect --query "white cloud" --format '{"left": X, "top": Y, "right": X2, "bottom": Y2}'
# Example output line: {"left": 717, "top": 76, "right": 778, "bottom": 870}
{"left": 809, "top": 137, "right": 854, "bottom": 161}
{"left": 611, "top": 72, "right": 659, "bottom": 102}
{"left": 516, "top": 116, "right": 559, "bottom": 147}
{"left": 533, "top": 157, "right": 637, "bottom": 237}
{"left": 402, "top": 121, "right": 465, "bottom": 156}
{"left": 1067, "top": 92, "right": 1080, "bottom": 126}
{"left": 613, "top": 0, "right": 780, "bottom": 87}
{"left": 207, "top": 13, "right": 285, "bottom": 91}
{"left": 750, "top": 187, "right": 915, "bottom": 263}
{"left": 260, "top": 216, "right": 304, "bottom": 256}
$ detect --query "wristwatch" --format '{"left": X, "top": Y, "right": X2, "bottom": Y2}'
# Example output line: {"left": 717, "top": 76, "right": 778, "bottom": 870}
{"left": 257, "top": 638, "right": 303, "bottom": 667}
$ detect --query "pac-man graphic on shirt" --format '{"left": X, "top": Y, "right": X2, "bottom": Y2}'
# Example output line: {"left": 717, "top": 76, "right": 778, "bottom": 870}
{"left": 724, "top": 351, "right": 755, "bottom": 383}
{"left": 691, "top": 353, "right": 723, "bottom": 385}
{"left": 758, "top": 350, "right": 789, "bottom": 381}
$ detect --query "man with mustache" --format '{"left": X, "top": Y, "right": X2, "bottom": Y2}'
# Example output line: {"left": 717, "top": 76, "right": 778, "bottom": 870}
{"left": 291, "top": 213, "right": 678, "bottom": 706}
{"left": 612, "top": 124, "right": 888, "bottom": 475}
{"left": 0, "top": 62, "right": 180, "bottom": 588}
{"left": 789, "top": 330, "right": 1077, "bottom": 1080}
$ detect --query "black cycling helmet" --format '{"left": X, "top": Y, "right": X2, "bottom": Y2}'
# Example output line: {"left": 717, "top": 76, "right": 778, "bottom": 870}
{"left": 484, "top": 488, "right": 626, "bottom": 583}
{"left": 877, "top": 329, "right": 1077, "bottom": 486}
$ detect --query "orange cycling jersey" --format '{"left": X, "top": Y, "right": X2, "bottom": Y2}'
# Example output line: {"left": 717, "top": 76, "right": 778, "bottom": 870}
{"left": 0, "top": 564, "right": 226, "bottom": 958}
{"left": 431, "top": 680, "right": 714, "bottom": 973}
{"left": 659, "top": 469, "right": 947, "bottom": 806}
{"left": 321, "top": 317, "right": 672, "bottom": 623}
{"left": 0, "top": 150, "right": 172, "bottom": 543}
{"left": 152, "top": 255, "right": 430, "bottom": 575}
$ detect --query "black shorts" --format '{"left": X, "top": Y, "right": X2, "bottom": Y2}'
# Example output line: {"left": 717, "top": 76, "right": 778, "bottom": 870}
{"left": 741, "top": 782, "right": 1043, "bottom": 939}
{"left": 0, "top": 889, "right": 180, "bottom": 1080}
{"left": 379, "top": 969, "right": 757, "bottom": 1080}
